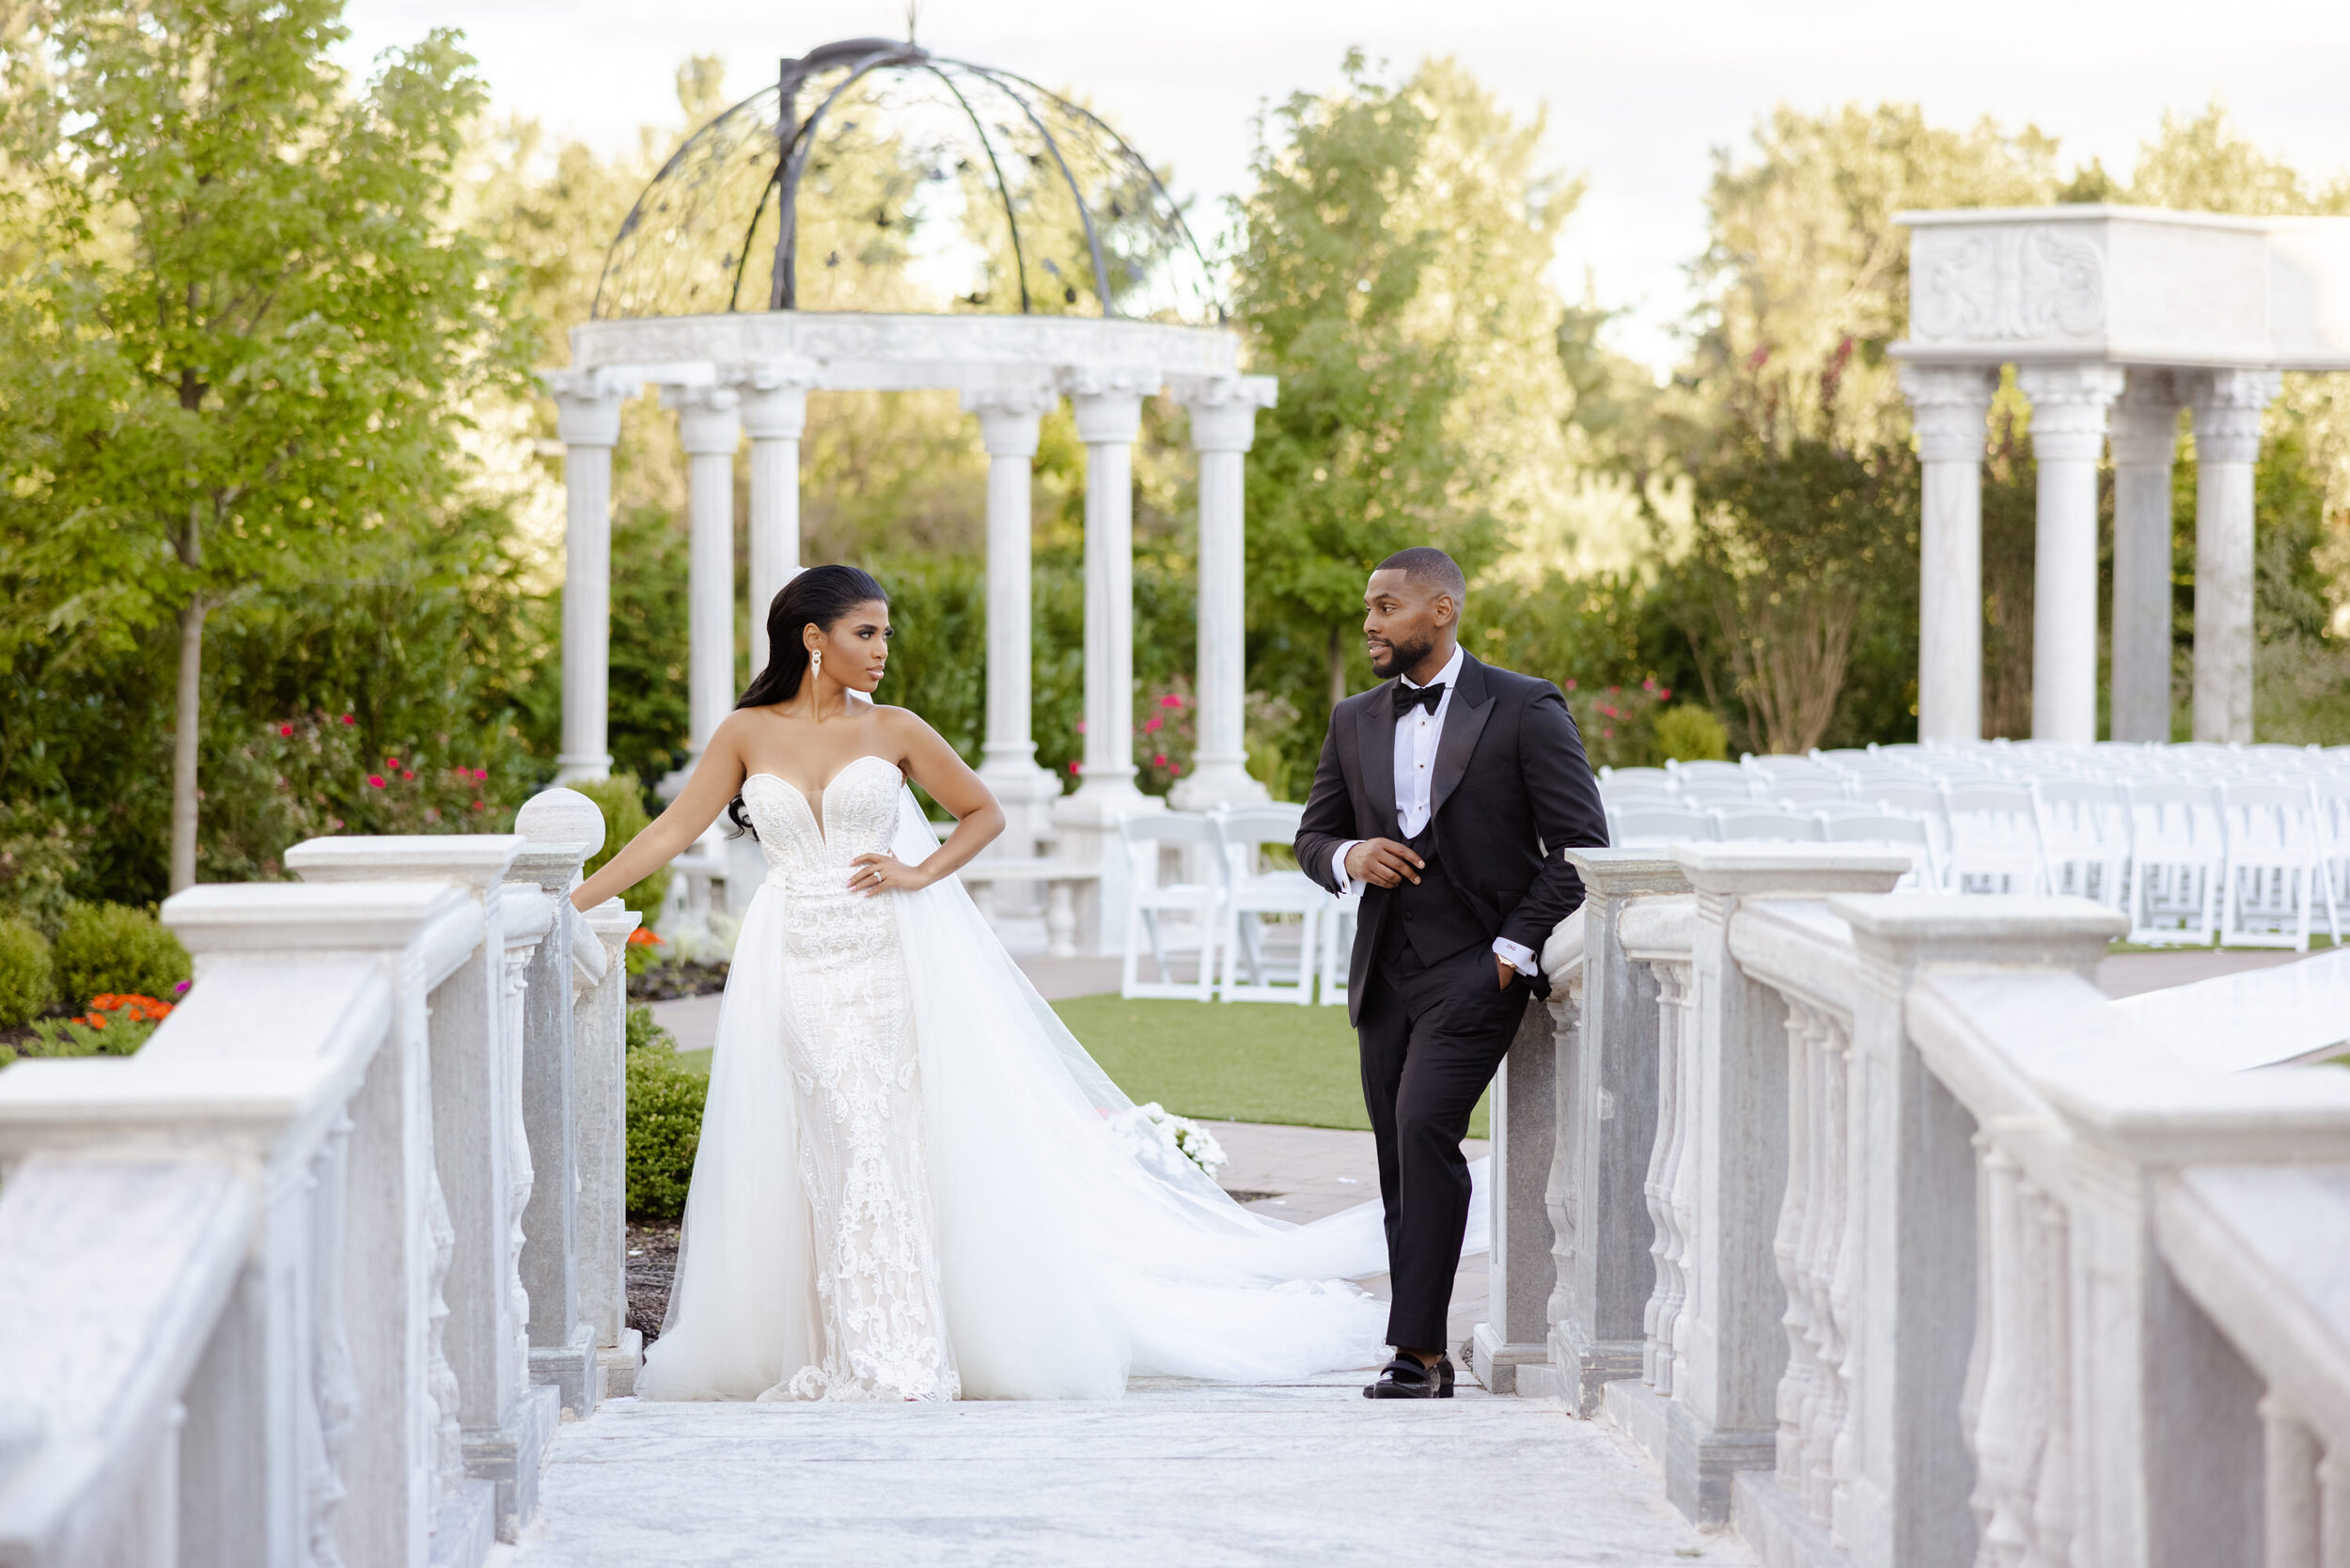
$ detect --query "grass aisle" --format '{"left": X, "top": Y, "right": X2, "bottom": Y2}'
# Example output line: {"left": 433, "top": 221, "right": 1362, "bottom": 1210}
{"left": 1049, "top": 994, "right": 1490, "bottom": 1140}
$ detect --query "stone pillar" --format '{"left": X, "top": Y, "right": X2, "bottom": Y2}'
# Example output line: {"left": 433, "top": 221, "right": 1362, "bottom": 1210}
{"left": 2186, "top": 368, "right": 2281, "bottom": 744}
{"left": 1553, "top": 848, "right": 1690, "bottom": 1415}
{"left": 734, "top": 362, "right": 818, "bottom": 678}
{"left": 576, "top": 895, "right": 641, "bottom": 1398}
{"left": 663, "top": 385, "right": 743, "bottom": 761}
{"left": 283, "top": 832, "right": 555, "bottom": 1544}
{"left": 1169, "top": 375, "right": 1277, "bottom": 811}
{"left": 1897, "top": 365, "right": 1997, "bottom": 745}
{"left": 2015, "top": 365, "right": 2126, "bottom": 744}
{"left": 962, "top": 383, "right": 1061, "bottom": 847}
{"left": 545, "top": 371, "right": 624, "bottom": 784}
{"left": 1053, "top": 371, "right": 1162, "bottom": 956}
{"left": 1065, "top": 375, "right": 1150, "bottom": 811}
{"left": 1470, "top": 996, "right": 1559, "bottom": 1392}
{"left": 2108, "top": 371, "right": 2183, "bottom": 744}
{"left": 508, "top": 791, "right": 603, "bottom": 1418}
{"left": 1667, "top": 844, "right": 1908, "bottom": 1526}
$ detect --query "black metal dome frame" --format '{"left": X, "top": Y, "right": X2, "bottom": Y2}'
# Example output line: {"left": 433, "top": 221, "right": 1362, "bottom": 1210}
{"left": 593, "top": 39, "right": 1222, "bottom": 324}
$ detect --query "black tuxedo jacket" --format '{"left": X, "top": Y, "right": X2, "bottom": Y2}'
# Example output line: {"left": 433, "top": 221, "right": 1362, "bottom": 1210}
{"left": 1294, "top": 652, "right": 1610, "bottom": 1024}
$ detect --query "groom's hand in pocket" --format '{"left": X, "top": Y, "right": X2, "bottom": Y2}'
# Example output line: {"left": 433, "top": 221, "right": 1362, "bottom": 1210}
{"left": 1344, "top": 838, "right": 1424, "bottom": 888}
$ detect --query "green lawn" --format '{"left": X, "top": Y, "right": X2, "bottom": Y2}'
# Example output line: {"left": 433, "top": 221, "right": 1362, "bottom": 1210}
{"left": 670, "top": 995, "right": 1491, "bottom": 1137}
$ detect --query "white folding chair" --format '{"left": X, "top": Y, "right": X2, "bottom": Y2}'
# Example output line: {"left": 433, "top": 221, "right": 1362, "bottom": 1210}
{"left": 1601, "top": 766, "right": 1672, "bottom": 789}
{"left": 2218, "top": 783, "right": 2342, "bottom": 951}
{"left": 1668, "top": 760, "right": 1750, "bottom": 789}
{"left": 1675, "top": 777, "right": 1762, "bottom": 808}
{"left": 1712, "top": 808, "right": 1825, "bottom": 843}
{"left": 1318, "top": 887, "right": 1362, "bottom": 1009}
{"left": 2036, "top": 780, "right": 2133, "bottom": 911}
{"left": 1942, "top": 782, "right": 2048, "bottom": 895}
{"left": 1608, "top": 805, "right": 1719, "bottom": 849}
{"left": 1213, "top": 805, "right": 1324, "bottom": 1004}
{"left": 1820, "top": 811, "right": 1943, "bottom": 892}
{"left": 2124, "top": 781, "right": 2225, "bottom": 946}
{"left": 1119, "top": 812, "right": 1225, "bottom": 1001}
{"left": 2316, "top": 783, "right": 2350, "bottom": 917}
{"left": 1771, "top": 779, "right": 1853, "bottom": 808}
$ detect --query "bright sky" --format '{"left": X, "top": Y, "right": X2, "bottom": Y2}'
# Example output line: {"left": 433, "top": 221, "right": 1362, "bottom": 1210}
{"left": 339, "top": 0, "right": 2350, "bottom": 370}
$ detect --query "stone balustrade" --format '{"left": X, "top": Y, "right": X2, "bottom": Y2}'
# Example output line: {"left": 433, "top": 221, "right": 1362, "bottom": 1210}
{"left": 0, "top": 791, "right": 635, "bottom": 1568}
{"left": 1480, "top": 841, "right": 2350, "bottom": 1568}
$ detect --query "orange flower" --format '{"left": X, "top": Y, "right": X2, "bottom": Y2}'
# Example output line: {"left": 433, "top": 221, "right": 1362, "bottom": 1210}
{"left": 626, "top": 927, "right": 666, "bottom": 948}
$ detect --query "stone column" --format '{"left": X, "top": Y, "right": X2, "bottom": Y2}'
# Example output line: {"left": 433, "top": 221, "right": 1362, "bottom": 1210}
{"left": 545, "top": 371, "right": 624, "bottom": 783}
{"left": 576, "top": 895, "right": 641, "bottom": 1398}
{"left": 1065, "top": 373, "right": 1151, "bottom": 811}
{"left": 2015, "top": 365, "right": 2126, "bottom": 744}
{"left": 1897, "top": 365, "right": 1997, "bottom": 745}
{"left": 1169, "top": 375, "right": 1277, "bottom": 812}
{"left": 663, "top": 385, "right": 743, "bottom": 762}
{"left": 2186, "top": 368, "right": 2281, "bottom": 744}
{"left": 1553, "top": 848, "right": 1690, "bottom": 1415}
{"left": 2108, "top": 371, "right": 2183, "bottom": 744}
{"left": 1053, "top": 370, "right": 1162, "bottom": 956}
{"left": 962, "top": 383, "right": 1062, "bottom": 847}
{"left": 733, "top": 361, "right": 818, "bottom": 677}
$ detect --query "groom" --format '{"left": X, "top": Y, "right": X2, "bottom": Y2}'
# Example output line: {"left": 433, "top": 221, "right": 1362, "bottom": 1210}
{"left": 1296, "top": 547, "right": 1609, "bottom": 1399}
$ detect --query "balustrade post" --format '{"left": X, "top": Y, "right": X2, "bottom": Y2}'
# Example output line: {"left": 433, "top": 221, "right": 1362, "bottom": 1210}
{"left": 576, "top": 896, "right": 642, "bottom": 1396}
{"left": 159, "top": 880, "right": 488, "bottom": 1568}
{"left": 507, "top": 791, "right": 606, "bottom": 1419}
{"left": 1553, "top": 849, "right": 1688, "bottom": 1414}
{"left": 1653, "top": 845, "right": 1908, "bottom": 1527}
{"left": 1823, "top": 896, "right": 2120, "bottom": 1568}
{"left": 1469, "top": 908, "right": 1581, "bottom": 1393}
{"left": 283, "top": 834, "right": 553, "bottom": 1546}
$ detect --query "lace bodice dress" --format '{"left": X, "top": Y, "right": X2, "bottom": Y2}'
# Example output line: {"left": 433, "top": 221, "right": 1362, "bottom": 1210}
{"left": 735, "top": 759, "right": 958, "bottom": 1402}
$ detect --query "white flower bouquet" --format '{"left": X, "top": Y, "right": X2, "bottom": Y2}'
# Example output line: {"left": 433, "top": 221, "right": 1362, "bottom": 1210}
{"left": 1104, "top": 1101, "right": 1229, "bottom": 1184}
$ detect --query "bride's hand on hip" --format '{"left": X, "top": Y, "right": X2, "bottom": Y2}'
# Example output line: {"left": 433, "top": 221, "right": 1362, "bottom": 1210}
{"left": 848, "top": 852, "right": 929, "bottom": 896}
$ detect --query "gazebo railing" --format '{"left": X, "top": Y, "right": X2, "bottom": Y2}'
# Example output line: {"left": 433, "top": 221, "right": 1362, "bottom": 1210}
{"left": 1482, "top": 840, "right": 2350, "bottom": 1568}
{"left": 0, "top": 792, "right": 636, "bottom": 1568}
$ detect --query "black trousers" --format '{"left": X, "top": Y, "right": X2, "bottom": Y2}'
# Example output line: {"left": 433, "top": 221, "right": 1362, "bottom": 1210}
{"left": 1356, "top": 938, "right": 1532, "bottom": 1354}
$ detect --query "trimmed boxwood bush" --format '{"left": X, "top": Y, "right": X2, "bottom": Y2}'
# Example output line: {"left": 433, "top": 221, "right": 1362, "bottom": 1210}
{"left": 54, "top": 902, "right": 192, "bottom": 1010}
{"left": 625, "top": 1004, "right": 703, "bottom": 1219}
{"left": 0, "top": 917, "right": 55, "bottom": 1027}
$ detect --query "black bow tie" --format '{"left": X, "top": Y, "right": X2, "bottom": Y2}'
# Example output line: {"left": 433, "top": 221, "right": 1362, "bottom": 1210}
{"left": 1393, "top": 682, "right": 1445, "bottom": 717}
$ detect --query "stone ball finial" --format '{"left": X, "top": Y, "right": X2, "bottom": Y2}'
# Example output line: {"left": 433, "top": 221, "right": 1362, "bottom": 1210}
{"left": 515, "top": 787, "right": 606, "bottom": 856}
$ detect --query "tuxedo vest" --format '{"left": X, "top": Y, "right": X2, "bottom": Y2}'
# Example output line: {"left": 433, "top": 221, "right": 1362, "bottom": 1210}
{"left": 1376, "top": 818, "right": 1487, "bottom": 968}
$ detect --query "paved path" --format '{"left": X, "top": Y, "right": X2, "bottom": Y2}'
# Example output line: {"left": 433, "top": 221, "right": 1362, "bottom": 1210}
{"left": 497, "top": 1371, "right": 1743, "bottom": 1568}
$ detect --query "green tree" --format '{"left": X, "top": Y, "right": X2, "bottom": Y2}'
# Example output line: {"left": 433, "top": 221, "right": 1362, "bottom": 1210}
{"left": 1232, "top": 54, "right": 1575, "bottom": 792}
{"left": 1, "top": 0, "right": 533, "bottom": 888}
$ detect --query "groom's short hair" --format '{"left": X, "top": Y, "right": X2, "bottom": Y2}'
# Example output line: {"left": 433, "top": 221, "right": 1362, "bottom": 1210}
{"left": 1374, "top": 546, "right": 1466, "bottom": 605}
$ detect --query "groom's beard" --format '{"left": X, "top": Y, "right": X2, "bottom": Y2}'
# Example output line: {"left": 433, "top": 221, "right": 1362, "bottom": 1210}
{"left": 1368, "top": 633, "right": 1434, "bottom": 681}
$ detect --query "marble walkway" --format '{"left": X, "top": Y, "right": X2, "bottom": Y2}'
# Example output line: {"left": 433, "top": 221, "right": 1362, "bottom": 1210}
{"left": 495, "top": 1371, "right": 1741, "bottom": 1568}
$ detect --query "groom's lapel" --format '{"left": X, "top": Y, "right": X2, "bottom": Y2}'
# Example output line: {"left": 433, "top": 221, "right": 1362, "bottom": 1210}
{"left": 1358, "top": 682, "right": 1400, "bottom": 836}
{"left": 1430, "top": 654, "right": 1494, "bottom": 823}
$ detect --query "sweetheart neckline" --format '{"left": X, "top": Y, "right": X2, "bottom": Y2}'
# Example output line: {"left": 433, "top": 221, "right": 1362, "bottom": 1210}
{"left": 743, "top": 757, "right": 902, "bottom": 846}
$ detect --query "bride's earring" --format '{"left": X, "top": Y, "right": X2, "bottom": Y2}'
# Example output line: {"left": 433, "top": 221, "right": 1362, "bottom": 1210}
{"left": 808, "top": 648, "right": 822, "bottom": 718}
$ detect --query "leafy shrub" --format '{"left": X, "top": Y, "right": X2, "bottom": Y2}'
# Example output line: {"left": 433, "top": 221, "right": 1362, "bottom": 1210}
{"left": 54, "top": 903, "right": 192, "bottom": 1009}
{"left": 626, "top": 1007, "right": 703, "bottom": 1219}
{"left": 0, "top": 917, "right": 54, "bottom": 1027}
{"left": 571, "top": 775, "right": 670, "bottom": 924}
{"left": 1564, "top": 678, "right": 1676, "bottom": 770}
{"left": 1654, "top": 705, "right": 1731, "bottom": 764}
{"left": 0, "top": 806, "right": 90, "bottom": 931}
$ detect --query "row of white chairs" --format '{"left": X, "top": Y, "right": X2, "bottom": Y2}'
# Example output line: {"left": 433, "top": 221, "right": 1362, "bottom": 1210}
{"left": 1606, "top": 756, "right": 2350, "bottom": 950}
{"left": 1118, "top": 803, "right": 1356, "bottom": 1006}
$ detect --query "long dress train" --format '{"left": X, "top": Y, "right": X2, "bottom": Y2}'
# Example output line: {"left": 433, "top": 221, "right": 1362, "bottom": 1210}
{"left": 637, "top": 756, "right": 1408, "bottom": 1402}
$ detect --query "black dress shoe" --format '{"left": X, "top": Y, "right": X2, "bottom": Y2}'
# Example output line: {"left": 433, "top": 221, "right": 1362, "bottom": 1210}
{"left": 1363, "top": 1354, "right": 1454, "bottom": 1399}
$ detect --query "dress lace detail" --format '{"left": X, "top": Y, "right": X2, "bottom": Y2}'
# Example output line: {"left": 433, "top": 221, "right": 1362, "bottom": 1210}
{"left": 737, "top": 759, "right": 959, "bottom": 1403}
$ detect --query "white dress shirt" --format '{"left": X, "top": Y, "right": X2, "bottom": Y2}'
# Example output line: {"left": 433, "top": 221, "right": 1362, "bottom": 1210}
{"left": 1332, "top": 645, "right": 1540, "bottom": 977}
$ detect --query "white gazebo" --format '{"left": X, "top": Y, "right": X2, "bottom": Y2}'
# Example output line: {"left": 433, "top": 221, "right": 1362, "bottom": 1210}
{"left": 1891, "top": 205, "right": 2350, "bottom": 744}
{"left": 540, "top": 39, "right": 1273, "bottom": 951}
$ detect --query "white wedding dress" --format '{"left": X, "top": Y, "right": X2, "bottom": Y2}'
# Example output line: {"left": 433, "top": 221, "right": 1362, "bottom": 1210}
{"left": 635, "top": 755, "right": 1417, "bottom": 1402}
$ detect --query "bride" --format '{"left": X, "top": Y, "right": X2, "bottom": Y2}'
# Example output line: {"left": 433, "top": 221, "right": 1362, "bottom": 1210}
{"left": 570, "top": 564, "right": 1392, "bottom": 1402}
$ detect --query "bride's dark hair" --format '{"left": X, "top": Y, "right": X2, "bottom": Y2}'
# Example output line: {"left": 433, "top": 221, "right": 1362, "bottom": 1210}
{"left": 727, "top": 564, "right": 891, "bottom": 837}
